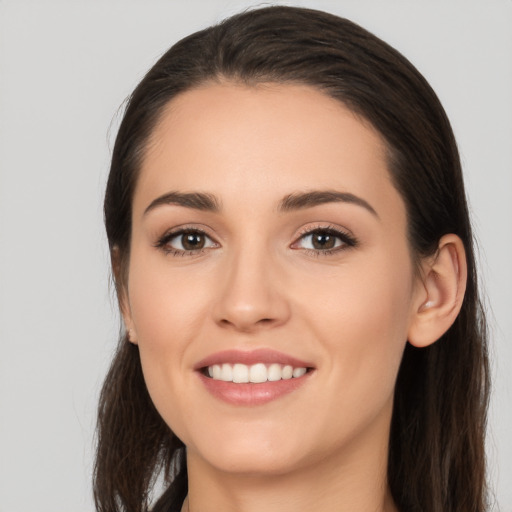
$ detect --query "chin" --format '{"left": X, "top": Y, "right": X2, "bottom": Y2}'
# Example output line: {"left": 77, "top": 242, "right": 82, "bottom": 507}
{"left": 184, "top": 420, "right": 315, "bottom": 476}
{"left": 195, "top": 444, "right": 308, "bottom": 477}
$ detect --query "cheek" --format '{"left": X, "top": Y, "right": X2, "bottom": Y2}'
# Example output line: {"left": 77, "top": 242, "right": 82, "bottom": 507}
{"left": 127, "top": 250, "right": 212, "bottom": 347}
{"left": 125, "top": 244, "right": 237, "bottom": 418}
{"left": 296, "top": 250, "right": 414, "bottom": 399}
{"left": 125, "top": 251, "right": 210, "bottom": 407}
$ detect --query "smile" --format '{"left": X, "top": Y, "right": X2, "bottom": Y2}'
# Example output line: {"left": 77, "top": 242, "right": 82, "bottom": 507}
{"left": 195, "top": 349, "right": 315, "bottom": 405}
{"left": 206, "top": 363, "right": 308, "bottom": 383}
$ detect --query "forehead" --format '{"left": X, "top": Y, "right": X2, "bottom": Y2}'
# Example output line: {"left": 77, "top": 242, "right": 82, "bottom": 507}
{"left": 134, "top": 82, "right": 403, "bottom": 222}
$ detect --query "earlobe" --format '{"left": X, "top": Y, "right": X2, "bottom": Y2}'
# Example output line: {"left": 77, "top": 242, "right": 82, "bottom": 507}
{"left": 408, "top": 234, "right": 467, "bottom": 348}
{"left": 111, "top": 245, "right": 138, "bottom": 345}
{"left": 121, "top": 297, "right": 138, "bottom": 345}
{"left": 127, "top": 327, "right": 138, "bottom": 344}
{"left": 122, "top": 304, "right": 138, "bottom": 345}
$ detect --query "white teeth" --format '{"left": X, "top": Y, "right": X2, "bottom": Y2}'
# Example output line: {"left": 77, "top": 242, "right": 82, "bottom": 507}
{"left": 293, "top": 367, "right": 307, "bottom": 378}
{"left": 232, "top": 363, "right": 249, "bottom": 383}
{"left": 220, "top": 363, "right": 233, "bottom": 382}
{"left": 267, "top": 363, "right": 282, "bottom": 382}
{"left": 206, "top": 363, "right": 308, "bottom": 383}
{"left": 249, "top": 363, "right": 267, "bottom": 383}
{"left": 212, "top": 364, "right": 222, "bottom": 380}
{"left": 282, "top": 365, "right": 293, "bottom": 380}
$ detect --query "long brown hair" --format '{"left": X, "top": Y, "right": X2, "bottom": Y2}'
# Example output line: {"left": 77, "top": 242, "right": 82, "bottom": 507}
{"left": 95, "top": 6, "right": 490, "bottom": 511}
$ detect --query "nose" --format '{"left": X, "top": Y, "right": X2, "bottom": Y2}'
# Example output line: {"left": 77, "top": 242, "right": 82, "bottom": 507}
{"left": 212, "top": 246, "right": 291, "bottom": 333}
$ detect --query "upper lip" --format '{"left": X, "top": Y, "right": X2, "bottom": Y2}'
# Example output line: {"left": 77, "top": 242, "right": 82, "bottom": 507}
{"left": 194, "top": 348, "right": 314, "bottom": 370}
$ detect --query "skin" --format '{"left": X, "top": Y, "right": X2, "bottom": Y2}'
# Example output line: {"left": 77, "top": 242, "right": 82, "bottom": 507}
{"left": 121, "top": 83, "right": 467, "bottom": 512}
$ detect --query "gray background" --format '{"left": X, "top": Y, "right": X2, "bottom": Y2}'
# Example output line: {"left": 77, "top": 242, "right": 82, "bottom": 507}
{"left": 0, "top": 1, "right": 511, "bottom": 510}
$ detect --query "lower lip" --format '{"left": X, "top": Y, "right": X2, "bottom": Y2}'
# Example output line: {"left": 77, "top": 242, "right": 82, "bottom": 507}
{"left": 197, "top": 371, "right": 313, "bottom": 406}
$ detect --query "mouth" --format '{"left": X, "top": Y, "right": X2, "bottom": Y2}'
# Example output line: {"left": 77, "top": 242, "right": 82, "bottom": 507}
{"left": 194, "top": 349, "right": 315, "bottom": 405}
{"left": 201, "top": 363, "right": 312, "bottom": 383}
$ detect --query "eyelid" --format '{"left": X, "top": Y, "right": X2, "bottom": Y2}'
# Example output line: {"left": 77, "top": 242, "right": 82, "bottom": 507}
{"left": 153, "top": 222, "right": 358, "bottom": 257}
{"left": 154, "top": 225, "right": 220, "bottom": 255}
{"left": 290, "top": 224, "right": 359, "bottom": 254}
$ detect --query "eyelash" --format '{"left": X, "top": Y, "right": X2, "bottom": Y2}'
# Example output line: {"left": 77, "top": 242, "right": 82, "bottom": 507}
{"left": 154, "top": 226, "right": 217, "bottom": 256}
{"left": 292, "top": 225, "right": 359, "bottom": 257}
{"left": 154, "top": 225, "right": 358, "bottom": 257}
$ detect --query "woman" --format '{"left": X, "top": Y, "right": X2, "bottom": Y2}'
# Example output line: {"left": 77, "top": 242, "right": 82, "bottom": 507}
{"left": 94, "top": 6, "right": 489, "bottom": 512}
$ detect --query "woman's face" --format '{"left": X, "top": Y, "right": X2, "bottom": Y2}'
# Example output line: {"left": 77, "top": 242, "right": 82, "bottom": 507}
{"left": 124, "top": 83, "right": 425, "bottom": 476}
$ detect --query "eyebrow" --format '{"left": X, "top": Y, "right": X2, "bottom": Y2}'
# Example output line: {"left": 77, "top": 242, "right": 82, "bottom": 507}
{"left": 278, "top": 190, "right": 379, "bottom": 217}
{"left": 144, "top": 191, "right": 221, "bottom": 215}
{"left": 143, "top": 189, "right": 378, "bottom": 218}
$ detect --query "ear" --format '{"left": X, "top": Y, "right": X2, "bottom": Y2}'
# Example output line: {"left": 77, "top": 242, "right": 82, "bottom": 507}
{"left": 111, "top": 245, "right": 138, "bottom": 345}
{"left": 408, "top": 234, "right": 467, "bottom": 348}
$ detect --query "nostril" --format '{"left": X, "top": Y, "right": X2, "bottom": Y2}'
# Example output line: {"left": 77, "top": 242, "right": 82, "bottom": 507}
{"left": 218, "top": 316, "right": 276, "bottom": 329}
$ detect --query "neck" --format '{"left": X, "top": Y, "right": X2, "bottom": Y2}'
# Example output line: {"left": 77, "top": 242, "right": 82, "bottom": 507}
{"left": 183, "top": 411, "right": 398, "bottom": 512}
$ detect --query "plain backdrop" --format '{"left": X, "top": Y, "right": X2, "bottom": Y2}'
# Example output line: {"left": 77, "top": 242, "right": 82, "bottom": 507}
{"left": 0, "top": 1, "right": 511, "bottom": 511}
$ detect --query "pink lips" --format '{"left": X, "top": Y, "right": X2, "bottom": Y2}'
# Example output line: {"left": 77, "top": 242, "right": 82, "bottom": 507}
{"left": 195, "top": 349, "right": 314, "bottom": 406}
{"left": 194, "top": 348, "right": 313, "bottom": 370}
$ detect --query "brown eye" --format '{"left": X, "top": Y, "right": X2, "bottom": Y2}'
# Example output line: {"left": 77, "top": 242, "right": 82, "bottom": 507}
{"left": 311, "top": 232, "right": 336, "bottom": 250}
{"left": 181, "top": 232, "right": 206, "bottom": 250}
{"left": 157, "top": 229, "right": 217, "bottom": 254}
{"left": 298, "top": 230, "right": 343, "bottom": 251}
{"left": 293, "top": 227, "right": 358, "bottom": 254}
